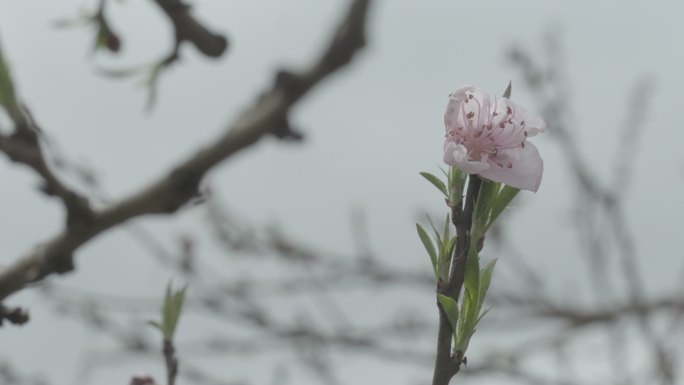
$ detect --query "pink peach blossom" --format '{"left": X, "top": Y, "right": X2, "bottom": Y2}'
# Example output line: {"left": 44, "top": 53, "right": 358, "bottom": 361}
{"left": 443, "top": 85, "right": 546, "bottom": 192}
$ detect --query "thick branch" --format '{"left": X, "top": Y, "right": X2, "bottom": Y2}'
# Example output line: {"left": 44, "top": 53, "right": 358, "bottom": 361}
{"left": 0, "top": 0, "right": 372, "bottom": 302}
{"left": 151, "top": 0, "right": 228, "bottom": 58}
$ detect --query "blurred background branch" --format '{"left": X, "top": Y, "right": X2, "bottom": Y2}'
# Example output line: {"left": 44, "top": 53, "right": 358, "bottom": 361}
{"left": 1, "top": 2, "right": 682, "bottom": 385}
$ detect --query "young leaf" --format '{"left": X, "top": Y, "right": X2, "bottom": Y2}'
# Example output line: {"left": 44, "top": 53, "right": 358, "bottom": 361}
{"left": 502, "top": 81, "right": 512, "bottom": 99}
{"left": 95, "top": 26, "right": 108, "bottom": 50}
{"left": 474, "top": 179, "right": 500, "bottom": 230}
{"left": 448, "top": 166, "right": 466, "bottom": 205}
{"left": 478, "top": 259, "right": 497, "bottom": 311}
{"left": 486, "top": 185, "right": 520, "bottom": 231}
{"left": 441, "top": 214, "right": 450, "bottom": 248}
{"left": 455, "top": 246, "right": 481, "bottom": 353}
{"left": 426, "top": 215, "right": 442, "bottom": 245}
{"left": 416, "top": 223, "right": 438, "bottom": 276}
{"left": 144, "top": 64, "right": 164, "bottom": 110}
{"left": 463, "top": 246, "right": 480, "bottom": 300}
{"left": 437, "top": 294, "right": 460, "bottom": 333}
{"left": 445, "top": 236, "right": 457, "bottom": 262}
{"left": 439, "top": 166, "right": 449, "bottom": 179}
{"left": 476, "top": 307, "right": 492, "bottom": 324}
{"left": 455, "top": 288, "right": 475, "bottom": 352}
{"left": 147, "top": 320, "right": 163, "bottom": 332}
{"left": 436, "top": 235, "right": 455, "bottom": 283}
{"left": 420, "top": 172, "right": 448, "bottom": 197}
{"left": 150, "top": 283, "right": 188, "bottom": 341}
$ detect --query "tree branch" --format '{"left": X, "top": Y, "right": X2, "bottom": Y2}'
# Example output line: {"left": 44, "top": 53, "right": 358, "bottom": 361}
{"left": 432, "top": 175, "right": 482, "bottom": 385}
{"left": 0, "top": 0, "right": 372, "bottom": 303}
{"left": 151, "top": 0, "right": 228, "bottom": 58}
{"left": 0, "top": 304, "right": 29, "bottom": 326}
{"left": 0, "top": 110, "right": 93, "bottom": 227}
{"left": 163, "top": 340, "right": 178, "bottom": 385}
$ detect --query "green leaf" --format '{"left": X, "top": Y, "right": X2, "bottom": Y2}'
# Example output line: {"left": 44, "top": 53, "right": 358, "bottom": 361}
{"left": 455, "top": 244, "right": 482, "bottom": 354}
{"left": 426, "top": 215, "right": 441, "bottom": 245}
{"left": 445, "top": 236, "right": 457, "bottom": 260}
{"left": 420, "top": 172, "right": 448, "bottom": 197}
{"left": 439, "top": 166, "right": 449, "bottom": 179}
{"left": 438, "top": 215, "right": 452, "bottom": 281}
{"left": 476, "top": 307, "right": 492, "bottom": 324}
{"left": 154, "top": 283, "right": 188, "bottom": 340}
{"left": 440, "top": 235, "right": 457, "bottom": 282}
{"left": 147, "top": 320, "right": 163, "bottom": 332}
{"left": 144, "top": 64, "right": 164, "bottom": 110}
{"left": 448, "top": 167, "right": 467, "bottom": 205}
{"left": 437, "top": 294, "right": 460, "bottom": 333}
{"left": 463, "top": 245, "right": 480, "bottom": 300}
{"left": 95, "top": 27, "right": 108, "bottom": 49}
{"left": 442, "top": 214, "right": 450, "bottom": 248}
{"left": 416, "top": 223, "right": 438, "bottom": 277}
{"left": 478, "top": 259, "right": 497, "bottom": 311}
{"left": 474, "top": 179, "right": 501, "bottom": 232}
{"left": 486, "top": 185, "right": 520, "bottom": 231}
{"left": 455, "top": 288, "right": 475, "bottom": 352}
{"left": 502, "top": 81, "right": 512, "bottom": 99}
{"left": 456, "top": 259, "right": 497, "bottom": 354}
{"left": 96, "top": 62, "right": 166, "bottom": 110}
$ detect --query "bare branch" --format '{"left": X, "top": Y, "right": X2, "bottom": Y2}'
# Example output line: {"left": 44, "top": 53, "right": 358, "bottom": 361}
{"left": 0, "top": 304, "right": 29, "bottom": 326}
{"left": 0, "top": 131, "right": 93, "bottom": 226}
{"left": 0, "top": 0, "right": 372, "bottom": 303}
{"left": 151, "top": 0, "right": 228, "bottom": 58}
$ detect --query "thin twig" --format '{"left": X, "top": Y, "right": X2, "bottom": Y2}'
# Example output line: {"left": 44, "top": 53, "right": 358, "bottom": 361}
{"left": 164, "top": 340, "right": 178, "bottom": 385}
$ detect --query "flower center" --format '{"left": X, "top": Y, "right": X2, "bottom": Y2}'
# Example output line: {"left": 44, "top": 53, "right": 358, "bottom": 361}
{"left": 445, "top": 91, "right": 526, "bottom": 168}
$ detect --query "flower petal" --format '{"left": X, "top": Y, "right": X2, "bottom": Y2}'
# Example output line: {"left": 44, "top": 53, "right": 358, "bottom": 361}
{"left": 505, "top": 99, "right": 546, "bottom": 137}
{"left": 495, "top": 97, "right": 546, "bottom": 137}
{"left": 479, "top": 142, "right": 544, "bottom": 192}
{"left": 443, "top": 142, "right": 490, "bottom": 174}
{"left": 445, "top": 86, "right": 491, "bottom": 131}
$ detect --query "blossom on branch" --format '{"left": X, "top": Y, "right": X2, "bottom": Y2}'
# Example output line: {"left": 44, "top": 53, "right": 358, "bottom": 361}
{"left": 443, "top": 85, "right": 546, "bottom": 192}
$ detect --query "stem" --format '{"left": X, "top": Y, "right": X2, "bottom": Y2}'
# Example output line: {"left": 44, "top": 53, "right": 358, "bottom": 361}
{"left": 432, "top": 308, "right": 459, "bottom": 385}
{"left": 163, "top": 339, "right": 178, "bottom": 385}
{"left": 431, "top": 174, "right": 482, "bottom": 385}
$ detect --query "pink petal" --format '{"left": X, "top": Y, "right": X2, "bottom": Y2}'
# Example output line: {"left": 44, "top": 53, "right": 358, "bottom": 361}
{"left": 479, "top": 142, "right": 544, "bottom": 192}
{"left": 443, "top": 142, "right": 490, "bottom": 174}
{"left": 450, "top": 85, "right": 477, "bottom": 104}
{"left": 445, "top": 86, "right": 491, "bottom": 131}
{"left": 492, "top": 97, "right": 546, "bottom": 137}
{"left": 510, "top": 102, "right": 546, "bottom": 136}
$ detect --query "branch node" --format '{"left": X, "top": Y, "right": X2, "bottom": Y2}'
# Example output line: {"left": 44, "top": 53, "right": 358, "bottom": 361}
{"left": 165, "top": 167, "right": 203, "bottom": 212}
{"left": 275, "top": 70, "right": 306, "bottom": 97}
{"left": 45, "top": 252, "right": 76, "bottom": 275}
{"left": 154, "top": 0, "right": 229, "bottom": 58}
{"left": 0, "top": 304, "right": 30, "bottom": 326}
{"left": 270, "top": 114, "right": 304, "bottom": 142}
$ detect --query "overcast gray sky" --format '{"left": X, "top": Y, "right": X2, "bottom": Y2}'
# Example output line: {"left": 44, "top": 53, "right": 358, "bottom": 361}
{"left": 2, "top": 1, "right": 684, "bottom": 384}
